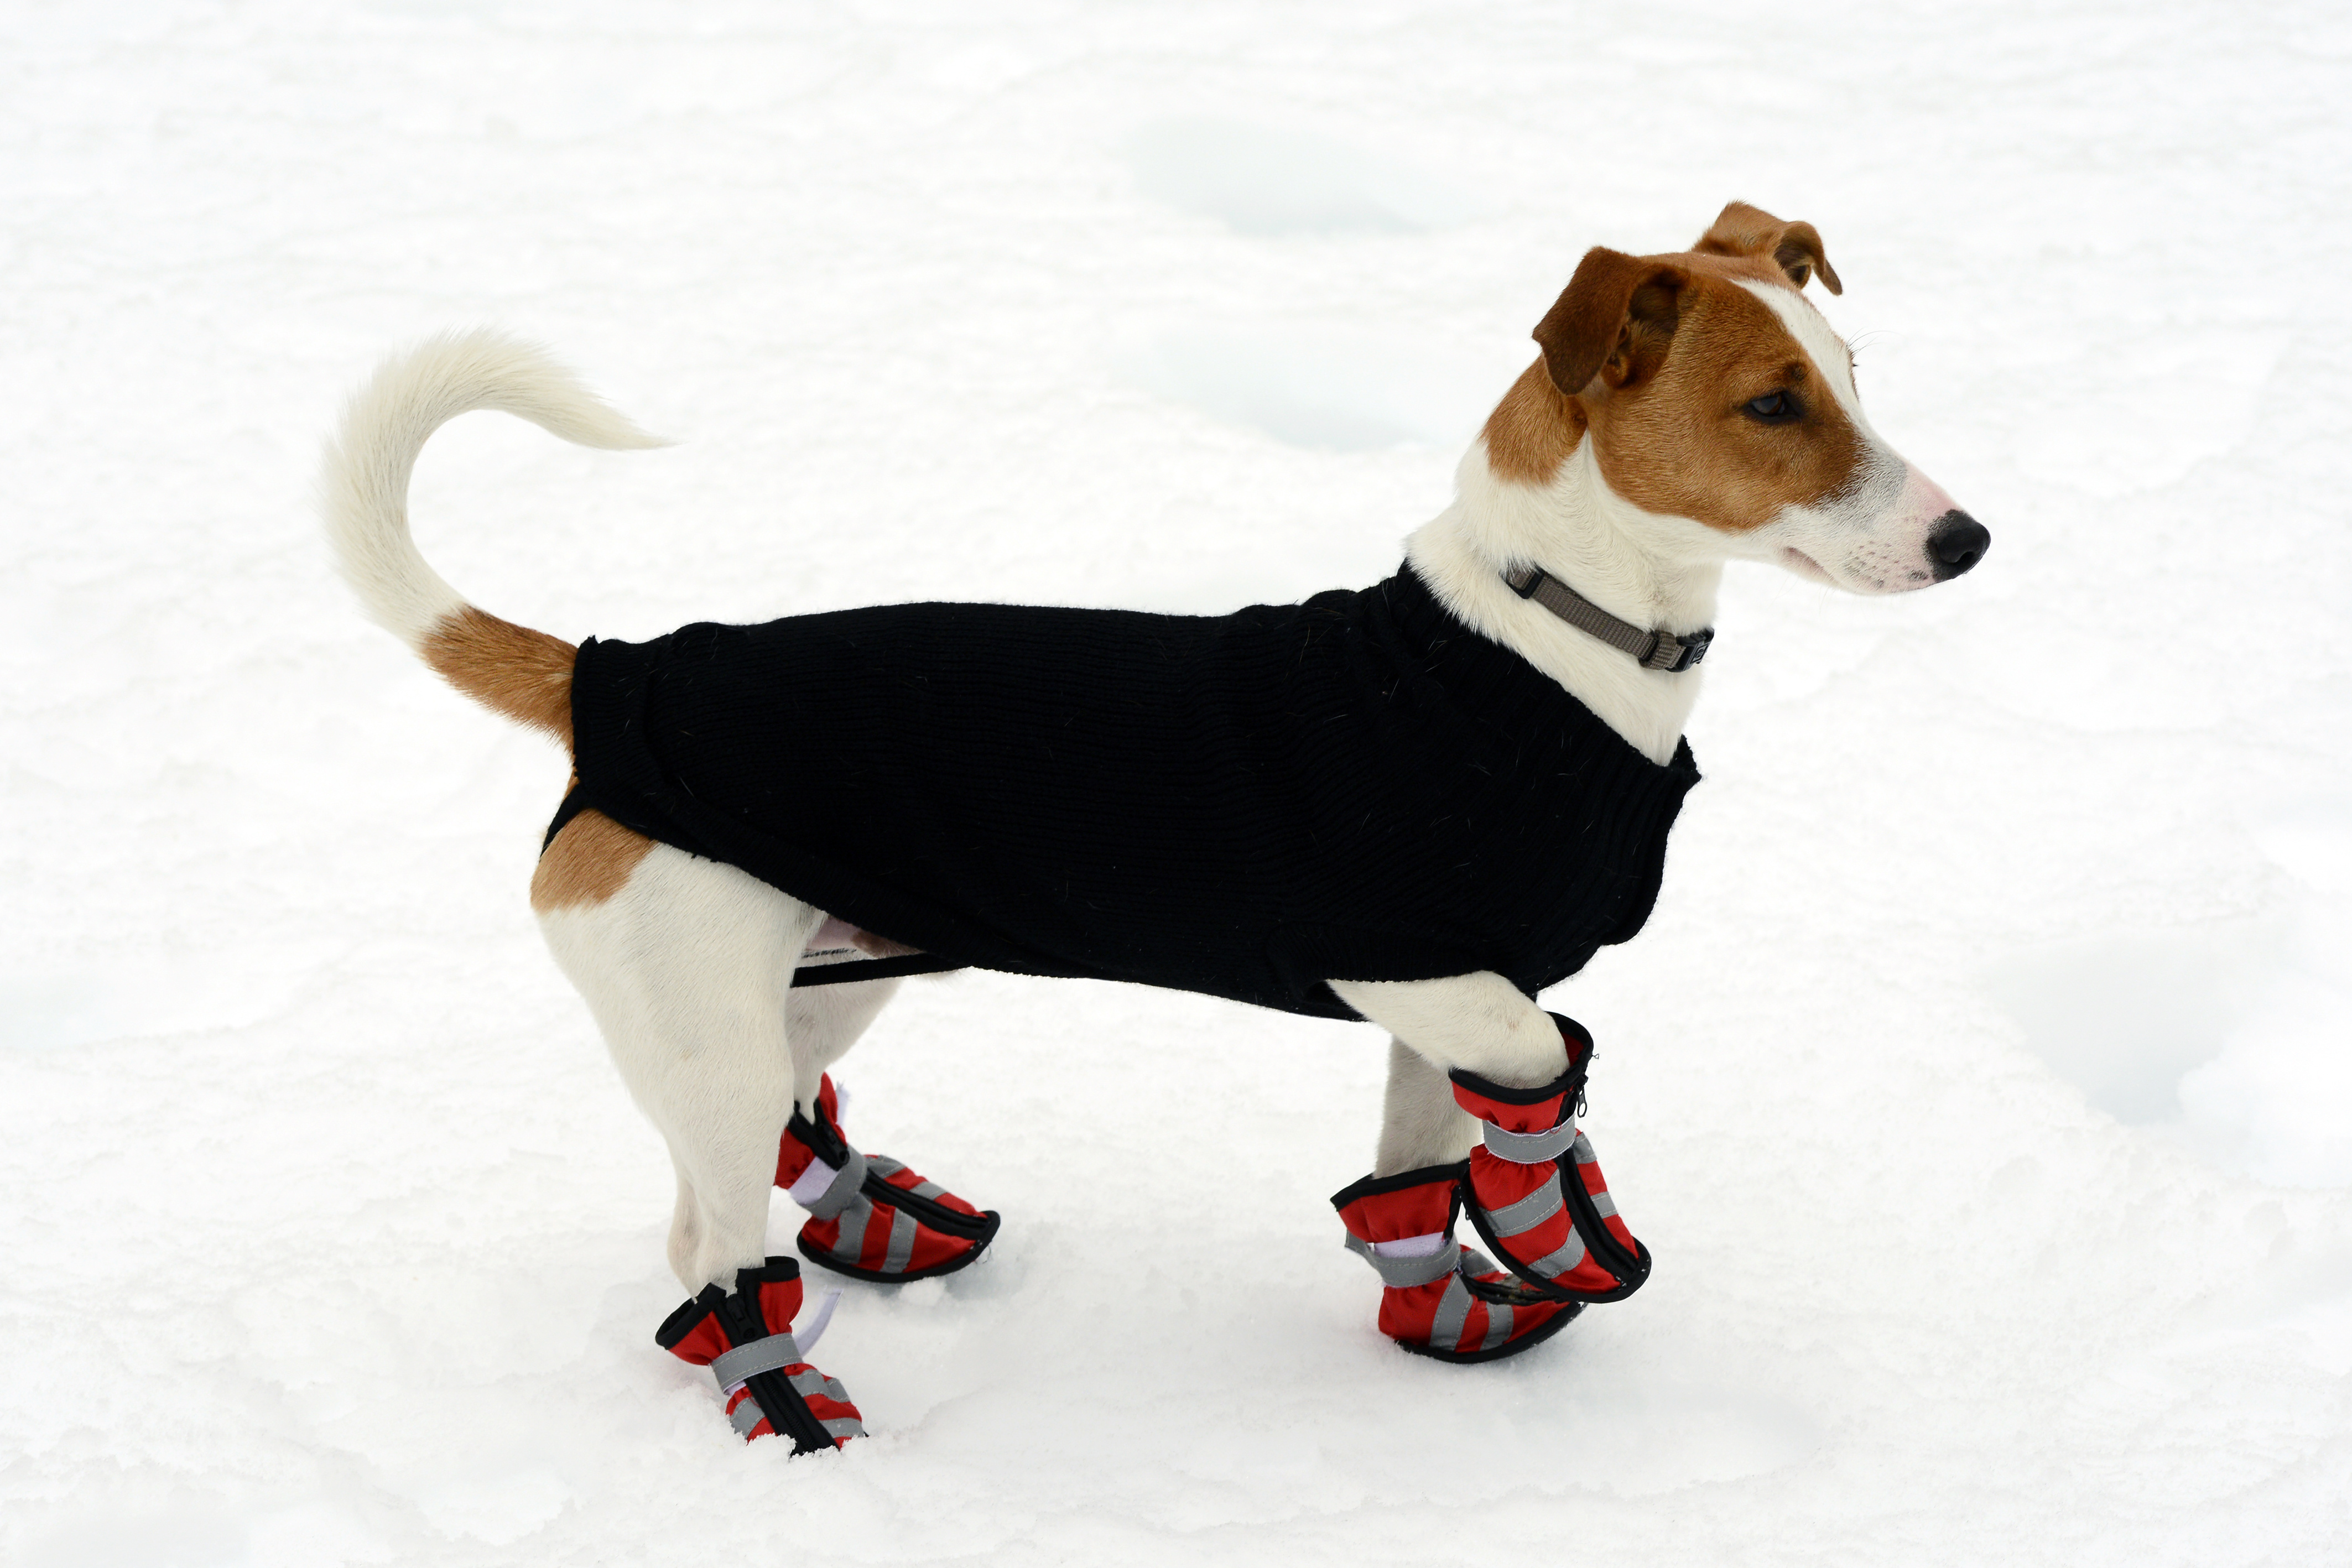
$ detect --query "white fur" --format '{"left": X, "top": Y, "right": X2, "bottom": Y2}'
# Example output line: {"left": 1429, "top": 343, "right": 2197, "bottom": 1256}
{"left": 1407, "top": 442, "right": 1719, "bottom": 768}
{"left": 319, "top": 329, "right": 664, "bottom": 651}
{"left": 537, "top": 843, "right": 910, "bottom": 1293}
{"left": 1328, "top": 971, "right": 1572, "bottom": 1086}
{"left": 1371, "top": 1036, "right": 1482, "bottom": 1175}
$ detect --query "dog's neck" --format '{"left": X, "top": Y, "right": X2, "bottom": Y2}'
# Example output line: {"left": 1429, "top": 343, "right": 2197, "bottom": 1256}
{"left": 1405, "top": 439, "right": 1722, "bottom": 767}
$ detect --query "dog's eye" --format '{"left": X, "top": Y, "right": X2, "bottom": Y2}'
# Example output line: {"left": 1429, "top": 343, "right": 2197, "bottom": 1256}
{"left": 1743, "top": 392, "right": 1801, "bottom": 424}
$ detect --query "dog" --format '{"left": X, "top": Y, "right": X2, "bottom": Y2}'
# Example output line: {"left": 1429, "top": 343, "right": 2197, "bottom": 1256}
{"left": 322, "top": 201, "right": 1986, "bottom": 1451}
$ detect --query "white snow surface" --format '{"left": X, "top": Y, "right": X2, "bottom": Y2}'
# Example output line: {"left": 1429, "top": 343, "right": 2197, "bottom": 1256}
{"left": 5, "top": 3, "right": 2351, "bottom": 1564}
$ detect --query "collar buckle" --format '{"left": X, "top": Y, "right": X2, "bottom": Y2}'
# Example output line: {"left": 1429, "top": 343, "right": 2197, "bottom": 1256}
{"left": 1643, "top": 627, "right": 1713, "bottom": 673}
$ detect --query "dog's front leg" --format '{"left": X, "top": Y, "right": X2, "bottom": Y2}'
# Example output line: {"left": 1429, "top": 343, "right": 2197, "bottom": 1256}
{"left": 1326, "top": 973, "right": 1648, "bottom": 1359}
{"left": 1367, "top": 1036, "right": 1479, "bottom": 1176}
{"left": 1328, "top": 971, "right": 1568, "bottom": 1089}
{"left": 1331, "top": 970, "right": 1570, "bottom": 1179}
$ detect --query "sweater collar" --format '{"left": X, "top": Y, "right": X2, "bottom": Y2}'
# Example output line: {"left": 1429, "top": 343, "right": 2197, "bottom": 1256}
{"left": 1380, "top": 567, "right": 1701, "bottom": 780}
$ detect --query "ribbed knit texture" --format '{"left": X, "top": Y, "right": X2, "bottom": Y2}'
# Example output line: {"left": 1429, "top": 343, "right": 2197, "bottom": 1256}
{"left": 563, "top": 567, "right": 1700, "bottom": 1020}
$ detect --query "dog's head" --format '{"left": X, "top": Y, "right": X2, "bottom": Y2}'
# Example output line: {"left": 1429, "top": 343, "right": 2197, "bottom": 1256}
{"left": 1482, "top": 201, "right": 1986, "bottom": 592}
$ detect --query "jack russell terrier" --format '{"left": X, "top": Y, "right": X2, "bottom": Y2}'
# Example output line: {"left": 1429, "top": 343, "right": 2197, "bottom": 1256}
{"left": 322, "top": 201, "right": 1987, "bottom": 1453}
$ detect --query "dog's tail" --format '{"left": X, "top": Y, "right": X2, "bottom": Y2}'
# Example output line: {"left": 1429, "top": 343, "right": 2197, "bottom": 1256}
{"left": 319, "top": 329, "right": 665, "bottom": 747}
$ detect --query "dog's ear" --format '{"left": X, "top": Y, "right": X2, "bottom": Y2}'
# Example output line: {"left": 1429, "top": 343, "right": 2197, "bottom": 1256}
{"left": 1693, "top": 201, "right": 1843, "bottom": 295}
{"left": 1533, "top": 248, "right": 1687, "bottom": 397}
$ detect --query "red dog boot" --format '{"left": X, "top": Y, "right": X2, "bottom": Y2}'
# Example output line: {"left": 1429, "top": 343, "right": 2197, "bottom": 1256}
{"left": 656, "top": 1257, "right": 865, "bottom": 1453}
{"left": 1451, "top": 1014, "right": 1651, "bottom": 1304}
{"left": 777, "top": 1075, "right": 1001, "bottom": 1283}
{"left": 1331, "top": 1166, "right": 1580, "bottom": 1362}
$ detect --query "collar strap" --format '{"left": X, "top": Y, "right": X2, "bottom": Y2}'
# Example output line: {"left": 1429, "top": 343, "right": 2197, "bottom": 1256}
{"left": 1503, "top": 565, "right": 1714, "bottom": 674}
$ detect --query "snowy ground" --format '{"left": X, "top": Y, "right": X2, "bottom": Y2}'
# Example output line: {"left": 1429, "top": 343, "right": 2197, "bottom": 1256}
{"left": 5, "top": 2, "right": 2351, "bottom": 1563}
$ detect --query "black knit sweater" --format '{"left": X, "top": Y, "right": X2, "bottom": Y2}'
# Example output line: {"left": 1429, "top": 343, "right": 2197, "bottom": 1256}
{"left": 561, "top": 567, "right": 1700, "bottom": 1021}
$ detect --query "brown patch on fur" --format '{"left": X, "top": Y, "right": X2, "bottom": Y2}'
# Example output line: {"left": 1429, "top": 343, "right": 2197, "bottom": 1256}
{"left": 1486, "top": 235, "right": 1860, "bottom": 515}
{"left": 1532, "top": 248, "right": 1685, "bottom": 398}
{"left": 423, "top": 606, "right": 577, "bottom": 746}
{"left": 531, "top": 807, "right": 653, "bottom": 911}
{"left": 1481, "top": 358, "right": 1588, "bottom": 486}
{"left": 1580, "top": 256, "right": 1865, "bottom": 532}
{"left": 1694, "top": 201, "right": 1843, "bottom": 295}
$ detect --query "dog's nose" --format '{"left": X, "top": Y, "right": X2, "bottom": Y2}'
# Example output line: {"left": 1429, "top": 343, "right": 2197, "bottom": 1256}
{"left": 1927, "top": 511, "right": 1990, "bottom": 580}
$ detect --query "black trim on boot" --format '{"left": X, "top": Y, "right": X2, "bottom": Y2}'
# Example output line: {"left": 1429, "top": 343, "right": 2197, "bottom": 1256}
{"left": 790, "top": 1093, "right": 1003, "bottom": 1284}
{"left": 1559, "top": 1158, "right": 1652, "bottom": 1293}
{"left": 798, "top": 1199, "right": 1003, "bottom": 1284}
{"left": 1329, "top": 1163, "right": 1470, "bottom": 1216}
{"left": 788, "top": 1099, "right": 854, "bottom": 1168}
{"left": 1455, "top": 1166, "right": 1644, "bottom": 1305}
{"left": 1443, "top": 1015, "right": 1594, "bottom": 1106}
{"left": 868, "top": 1177, "right": 1002, "bottom": 1244}
{"left": 713, "top": 1264, "right": 836, "bottom": 1456}
{"left": 655, "top": 1281, "right": 730, "bottom": 1352}
{"left": 1449, "top": 1014, "right": 1647, "bottom": 1306}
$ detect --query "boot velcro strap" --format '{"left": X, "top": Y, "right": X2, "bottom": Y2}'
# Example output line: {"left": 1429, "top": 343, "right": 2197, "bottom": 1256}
{"left": 1483, "top": 1120, "right": 1577, "bottom": 1164}
{"left": 800, "top": 1147, "right": 870, "bottom": 1221}
{"left": 1343, "top": 1233, "right": 1462, "bottom": 1290}
{"left": 709, "top": 1332, "right": 804, "bottom": 1391}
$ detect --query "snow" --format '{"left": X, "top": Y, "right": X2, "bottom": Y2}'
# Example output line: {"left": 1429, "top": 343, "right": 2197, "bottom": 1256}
{"left": 4, "top": 2, "right": 2350, "bottom": 1562}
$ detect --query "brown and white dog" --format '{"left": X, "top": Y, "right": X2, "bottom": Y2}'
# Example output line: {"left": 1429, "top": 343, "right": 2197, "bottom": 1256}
{"left": 322, "top": 202, "right": 1985, "bottom": 1430}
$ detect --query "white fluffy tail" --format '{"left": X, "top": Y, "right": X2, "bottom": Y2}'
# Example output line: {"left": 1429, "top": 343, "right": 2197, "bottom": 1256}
{"left": 319, "top": 329, "right": 665, "bottom": 653}
{"left": 320, "top": 331, "right": 665, "bottom": 747}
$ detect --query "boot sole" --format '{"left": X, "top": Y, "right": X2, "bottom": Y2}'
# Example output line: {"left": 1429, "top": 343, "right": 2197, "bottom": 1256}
{"left": 1394, "top": 1298, "right": 1582, "bottom": 1364}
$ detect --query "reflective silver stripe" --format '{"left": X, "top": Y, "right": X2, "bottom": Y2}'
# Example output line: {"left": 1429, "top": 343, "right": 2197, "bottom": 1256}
{"left": 709, "top": 1332, "right": 803, "bottom": 1390}
{"left": 882, "top": 1208, "right": 917, "bottom": 1275}
{"left": 1482, "top": 1121, "right": 1577, "bottom": 1164}
{"left": 1526, "top": 1233, "right": 1587, "bottom": 1280}
{"left": 803, "top": 1146, "right": 870, "bottom": 1221}
{"left": 1480, "top": 1301, "right": 1514, "bottom": 1351}
{"left": 1483, "top": 1175, "right": 1564, "bottom": 1238}
{"left": 729, "top": 1398, "right": 767, "bottom": 1437}
{"left": 1427, "top": 1272, "right": 1474, "bottom": 1353}
{"left": 1343, "top": 1233, "right": 1461, "bottom": 1289}
{"left": 865, "top": 1154, "right": 946, "bottom": 1204}
{"left": 821, "top": 1416, "right": 865, "bottom": 1441}
{"left": 1570, "top": 1133, "right": 1620, "bottom": 1215}
{"left": 788, "top": 1368, "right": 850, "bottom": 1405}
{"left": 830, "top": 1194, "right": 872, "bottom": 1263}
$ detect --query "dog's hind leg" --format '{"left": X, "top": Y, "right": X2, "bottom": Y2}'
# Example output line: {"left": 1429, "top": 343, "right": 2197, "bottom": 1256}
{"left": 784, "top": 968, "right": 904, "bottom": 1092}
{"left": 776, "top": 965, "right": 1002, "bottom": 1284}
{"left": 535, "top": 828, "right": 868, "bottom": 1451}
{"left": 536, "top": 829, "right": 820, "bottom": 1293}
